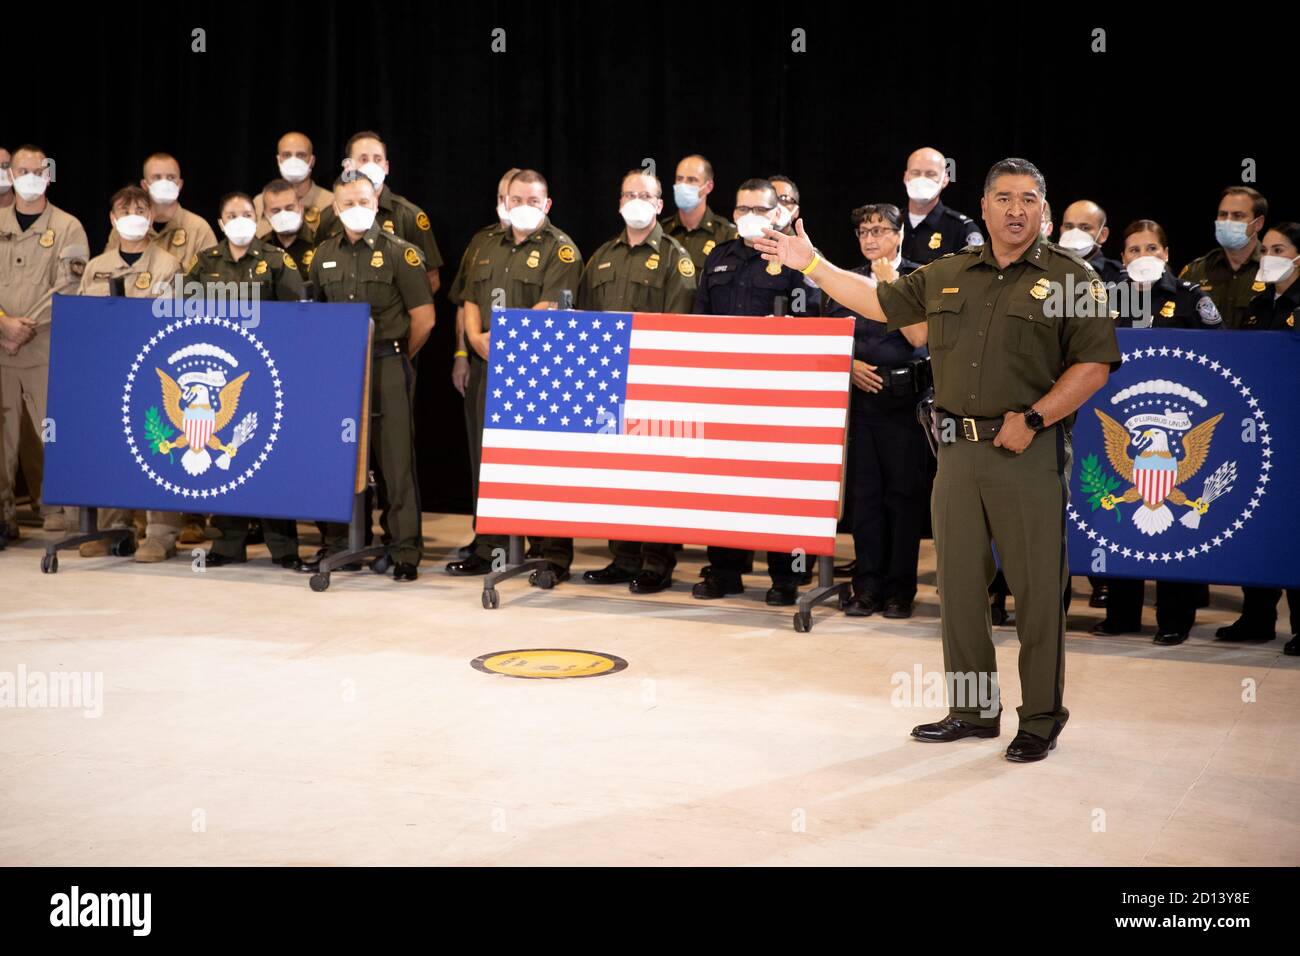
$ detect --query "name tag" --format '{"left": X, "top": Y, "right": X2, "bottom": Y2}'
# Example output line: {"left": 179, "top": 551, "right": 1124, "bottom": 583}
{"left": 597, "top": 261, "right": 612, "bottom": 269}
{"left": 321, "top": 261, "right": 337, "bottom": 269}
{"left": 941, "top": 287, "right": 959, "bottom": 294}
{"left": 712, "top": 265, "right": 729, "bottom": 273}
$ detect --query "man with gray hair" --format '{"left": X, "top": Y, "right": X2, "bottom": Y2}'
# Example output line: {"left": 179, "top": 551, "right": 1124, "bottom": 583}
{"left": 757, "top": 158, "right": 1121, "bottom": 762}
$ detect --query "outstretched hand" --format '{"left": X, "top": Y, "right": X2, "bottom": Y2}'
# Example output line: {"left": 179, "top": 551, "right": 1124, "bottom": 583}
{"left": 754, "top": 218, "right": 816, "bottom": 272}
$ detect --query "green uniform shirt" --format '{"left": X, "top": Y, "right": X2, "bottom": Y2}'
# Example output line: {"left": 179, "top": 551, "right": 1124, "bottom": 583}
{"left": 449, "top": 222, "right": 506, "bottom": 306}
{"left": 660, "top": 205, "right": 739, "bottom": 273}
{"left": 183, "top": 237, "right": 305, "bottom": 301}
{"left": 307, "top": 222, "right": 433, "bottom": 341}
{"left": 877, "top": 235, "right": 1121, "bottom": 423}
{"left": 262, "top": 222, "right": 317, "bottom": 281}
{"left": 465, "top": 219, "right": 583, "bottom": 332}
{"left": 1177, "top": 245, "right": 1265, "bottom": 330}
{"left": 577, "top": 222, "right": 697, "bottom": 313}
{"left": 316, "top": 187, "right": 444, "bottom": 271}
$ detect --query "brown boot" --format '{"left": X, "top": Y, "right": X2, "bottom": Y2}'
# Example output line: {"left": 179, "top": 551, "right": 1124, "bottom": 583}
{"left": 134, "top": 537, "right": 176, "bottom": 562}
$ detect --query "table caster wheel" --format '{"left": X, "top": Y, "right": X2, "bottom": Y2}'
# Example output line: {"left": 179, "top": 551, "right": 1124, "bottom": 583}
{"left": 482, "top": 589, "right": 500, "bottom": 609}
{"left": 533, "top": 569, "right": 556, "bottom": 589}
{"left": 793, "top": 611, "right": 811, "bottom": 633}
{"left": 837, "top": 591, "right": 849, "bottom": 610}
{"left": 309, "top": 572, "right": 330, "bottom": 592}
{"left": 41, "top": 553, "right": 58, "bottom": 574}
{"left": 111, "top": 536, "right": 136, "bottom": 557}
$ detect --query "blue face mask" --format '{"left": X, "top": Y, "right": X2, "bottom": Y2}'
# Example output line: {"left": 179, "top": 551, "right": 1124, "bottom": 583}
{"left": 673, "top": 183, "right": 702, "bottom": 212}
{"left": 1215, "top": 218, "right": 1253, "bottom": 250}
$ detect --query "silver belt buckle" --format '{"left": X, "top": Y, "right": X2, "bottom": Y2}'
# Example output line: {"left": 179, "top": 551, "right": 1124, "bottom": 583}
{"left": 962, "top": 417, "right": 979, "bottom": 442}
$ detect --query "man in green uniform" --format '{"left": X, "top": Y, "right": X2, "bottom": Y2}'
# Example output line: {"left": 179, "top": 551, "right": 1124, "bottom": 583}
{"left": 577, "top": 169, "right": 696, "bottom": 595}
{"left": 315, "top": 131, "right": 443, "bottom": 295}
{"left": 258, "top": 178, "right": 317, "bottom": 281}
{"left": 445, "top": 168, "right": 583, "bottom": 583}
{"left": 185, "top": 192, "right": 307, "bottom": 569}
{"left": 661, "top": 154, "right": 738, "bottom": 273}
{"left": 757, "top": 158, "right": 1121, "bottom": 763}
{"left": 306, "top": 173, "right": 436, "bottom": 581}
{"left": 1178, "top": 186, "right": 1268, "bottom": 329}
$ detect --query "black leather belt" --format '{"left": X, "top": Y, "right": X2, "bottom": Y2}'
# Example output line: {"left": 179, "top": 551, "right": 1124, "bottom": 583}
{"left": 936, "top": 408, "right": 1004, "bottom": 442}
{"left": 372, "top": 339, "right": 404, "bottom": 358}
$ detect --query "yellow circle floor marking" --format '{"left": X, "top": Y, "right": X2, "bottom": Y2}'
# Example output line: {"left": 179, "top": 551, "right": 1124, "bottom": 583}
{"left": 471, "top": 649, "right": 628, "bottom": 679}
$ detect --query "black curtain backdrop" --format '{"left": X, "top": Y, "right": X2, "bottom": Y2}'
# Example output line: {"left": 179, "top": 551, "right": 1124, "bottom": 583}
{"left": 10, "top": 2, "right": 1296, "bottom": 514}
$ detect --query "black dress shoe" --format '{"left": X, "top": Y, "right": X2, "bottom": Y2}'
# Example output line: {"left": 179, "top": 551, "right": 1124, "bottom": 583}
{"left": 699, "top": 560, "right": 753, "bottom": 578}
{"left": 1090, "top": 619, "right": 1141, "bottom": 636}
{"left": 1285, "top": 635, "right": 1299, "bottom": 656}
{"left": 1088, "top": 584, "right": 1109, "bottom": 609}
{"left": 692, "top": 577, "right": 742, "bottom": 599}
{"left": 799, "top": 570, "right": 814, "bottom": 585}
{"left": 629, "top": 570, "right": 672, "bottom": 594}
{"left": 456, "top": 541, "right": 478, "bottom": 560}
{"left": 882, "top": 597, "right": 913, "bottom": 619}
{"left": 1153, "top": 630, "right": 1189, "bottom": 646}
{"left": 833, "top": 559, "right": 857, "bottom": 577}
{"left": 844, "top": 593, "right": 881, "bottom": 617}
{"left": 446, "top": 554, "right": 492, "bottom": 576}
{"left": 990, "top": 599, "right": 1013, "bottom": 627}
{"left": 529, "top": 563, "right": 571, "bottom": 586}
{"left": 272, "top": 555, "right": 306, "bottom": 571}
{"left": 765, "top": 584, "right": 798, "bottom": 606}
{"left": 1005, "top": 730, "right": 1057, "bottom": 762}
{"left": 392, "top": 562, "right": 418, "bottom": 582}
{"left": 582, "top": 563, "right": 636, "bottom": 585}
{"left": 204, "top": 552, "right": 246, "bottom": 567}
{"left": 911, "top": 715, "right": 1000, "bottom": 742}
{"left": 1215, "top": 620, "right": 1275, "bottom": 643}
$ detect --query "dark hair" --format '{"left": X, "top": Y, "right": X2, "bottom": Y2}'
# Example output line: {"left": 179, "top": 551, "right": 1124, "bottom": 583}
{"left": 1122, "top": 219, "right": 1169, "bottom": 250}
{"left": 622, "top": 168, "right": 661, "bottom": 197}
{"left": 12, "top": 143, "right": 44, "bottom": 157}
{"left": 769, "top": 174, "right": 799, "bottom": 202}
{"left": 1220, "top": 185, "right": 1268, "bottom": 221}
{"left": 850, "top": 203, "right": 902, "bottom": 231}
{"left": 344, "top": 130, "right": 386, "bottom": 160}
{"left": 218, "top": 191, "right": 256, "bottom": 218}
{"left": 1264, "top": 221, "right": 1300, "bottom": 254}
{"left": 510, "top": 169, "right": 549, "bottom": 194}
{"left": 983, "top": 157, "right": 1047, "bottom": 200}
{"left": 262, "top": 178, "right": 296, "bottom": 196}
{"left": 736, "top": 178, "right": 777, "bottom": 206}
{"left": 681, "top": 153, "right": 714, "bottom": 183}
{"left": 110, "top": 185, "right": 152, "bottom": 213}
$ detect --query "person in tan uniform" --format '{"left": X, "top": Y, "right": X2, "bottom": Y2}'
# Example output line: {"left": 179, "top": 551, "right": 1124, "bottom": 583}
{"left": 0, "top": 144, "right": 89, "bottom": 536}
{"left": 74, "top": 185, "right": 186, "bottom": 559}
{"left": 106, "top": 153, "right": 218, "bottom": 273}
{"left": 252, "top": 131, "right": 333, "bottom": 241}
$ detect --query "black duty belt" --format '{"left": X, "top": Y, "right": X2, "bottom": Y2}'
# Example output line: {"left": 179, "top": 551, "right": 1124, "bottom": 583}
{"left": 372, "top": 339, "right": 404, "bottom": 358}
{"left": 936, "top": 408, "right": 1004, "bottom": 442}
{"left": 873, "top": 357, "right": 931, "bottom": 398}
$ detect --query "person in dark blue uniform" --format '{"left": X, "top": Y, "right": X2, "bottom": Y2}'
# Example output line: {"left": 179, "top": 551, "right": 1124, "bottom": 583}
{"left": 1090, "top": 219, "right": 1222, "bottom": 646}
{"left": 1216, "top": 222, "right": 1300, "bottom": 655}
{"left": 899, "top": 146, "right": 984, "bottom": 265}
{"left": 691, "top": 178, "right": 811, "bottom": 606}
{"left": 821, "top": 204, "right": 927, "bottom": 617}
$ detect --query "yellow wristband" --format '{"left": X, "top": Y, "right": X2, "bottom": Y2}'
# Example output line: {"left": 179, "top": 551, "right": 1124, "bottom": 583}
{"left": 799, "top": 252, "right": 821, "bottom": 276}
{"left": 454, "top": 349, "right": 468, "bottom": 358}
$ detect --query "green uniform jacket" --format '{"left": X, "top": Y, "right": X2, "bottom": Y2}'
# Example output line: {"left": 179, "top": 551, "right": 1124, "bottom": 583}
{"left": 660, "top": 205, "right": 739, "bottom": 273}
{"left": 877, "top": 235, "right": 1121, "bottom": 424}
{"left": 448, "top": 222, "right": 507, "bottom": 306}
{"left": 464, "top": 219, "right": 583, "bottom": 331}
{"left": 183, "top": 237, "right": 305, "bottom": 301}
{"left": 307, "top": 221, "right": 433, "bottom": 341}
{"left": 317, "top": 187, "right": 443, "bottom": 271}
{"left": 1177, "top": 245, "right": 1265, "bottom": 330}
{"left": 577, "top": 222, "right": 697, "bottom": 313}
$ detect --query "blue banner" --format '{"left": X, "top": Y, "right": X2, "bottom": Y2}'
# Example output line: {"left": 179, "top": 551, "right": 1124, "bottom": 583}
{"left": 1068, "top": 328, "right": 1300, "bottom": 589}
{"left": 42, "top": 295, "right": 371, "bottom": 523}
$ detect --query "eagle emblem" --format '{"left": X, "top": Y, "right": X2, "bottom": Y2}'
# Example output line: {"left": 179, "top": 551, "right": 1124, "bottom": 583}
{"left": 148, "top": 342, "right": 259, "bottom": 476}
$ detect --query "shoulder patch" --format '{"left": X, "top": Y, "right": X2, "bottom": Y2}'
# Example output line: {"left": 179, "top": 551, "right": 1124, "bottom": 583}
{"left": 415, "top": 211, "right": 431, "bottom": 231}
{"left": 404, "top": 247, "right": 422, "bottom": 267}
{"left": 1197, "top": 297, "right": 1222, "bottom": 325}
{"left": 281, "top": 252, "right": 296, "bottom": 271}
{"left": 677, "top": 256, "right": 695, "bottom": 278}
{"left": 965, "top": 231, "right": 984, "bottom": 247}
{"left": 557, "top": 244, "right": 576, "bottom": 263}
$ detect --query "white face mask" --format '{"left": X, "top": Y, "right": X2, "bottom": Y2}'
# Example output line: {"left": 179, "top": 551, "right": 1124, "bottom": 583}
{"left": 338, "top": 205, "right": 377, "bottom": 233}
{"left": 114, "top": 214, "right": 151, "bottom": 242}
{"left": 735, "top": 212, "right": 771, "bottom": 240}
{"left": 619, "top": 198, "right": 657, "bottom": 230}
{"left": 905, "top": 175, "right": 942, "bottom": 202}
{"left": 0, "top": 167, "right": 11, "bottom": 192}
{"left": 278, "top": 156, "right": 311, "bottom": 183}
{"left": 222, "top": 216, "right": 257, "bottom": 247}
{"left": 496, "top": 201, "right": 510, "bottom": 226}
{"left": 148, "top": 179, "right": 180, "bottom": 204}
{"left": 1256, "top": 254, "right": 1299, "bottom": 285}
{"left": 1126, "top": 255, "right": 1166, "bottom": 284}
{"left": 13, "top": 172, "right": 49, "bottom": 201}
{"left": 508, "top": 204, "right": 545, "bottom": 233}
{"left": 774, "top": 204, "right": 794, "bottom": 229}
{"left": 269, "top": 209, "right": 304, "bottom": 234}
{"left": 1057, "top": 227, "right": 1097, "bottom": 255}
{"left": 356, "top": 161, "right": 386, "bottom": 189}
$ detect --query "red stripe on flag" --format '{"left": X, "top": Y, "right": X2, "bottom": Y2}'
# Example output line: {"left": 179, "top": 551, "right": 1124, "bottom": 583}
{"left": 481, "top": 446, "right": 842, "bottom": 481}
{"left": 623, "top": 419, "right": 845, "bottom": 444}
{"left": 476, "top": 516, "right": 837, "bottom": 556}
{"left": 629, "top": 349, "right": 852, "bottom": 372}
{"left": 626, "top": 383, "right": 847, "bottom": 408}
{"left": 477, "top": 482, "right": 839, "bottom": 518}
{"left": 632, "top": 313, "right": 855, "bottom": 337}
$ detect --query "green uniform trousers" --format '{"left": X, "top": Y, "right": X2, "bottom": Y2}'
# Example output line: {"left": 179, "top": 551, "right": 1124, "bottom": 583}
{"left": 211, "top": 515, "right": 300, "bottom": 562}
{"left": 324, "top": 353, "right": 422, "bottom": 565}
{"left": 932, "top": 424, "right": 1071, "bottom": 740}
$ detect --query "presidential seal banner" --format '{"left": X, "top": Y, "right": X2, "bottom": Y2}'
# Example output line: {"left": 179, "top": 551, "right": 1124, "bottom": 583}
{"left": 1068, "top": 328, "right": 1300, "bottom": 589}
{"left": 41, "top": 295, "right": 372, "bottom": 523}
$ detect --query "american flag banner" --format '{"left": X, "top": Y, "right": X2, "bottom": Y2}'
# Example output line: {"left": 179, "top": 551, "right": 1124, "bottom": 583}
{"left": 476, "top": 309, "right": 855, "bottom": 555}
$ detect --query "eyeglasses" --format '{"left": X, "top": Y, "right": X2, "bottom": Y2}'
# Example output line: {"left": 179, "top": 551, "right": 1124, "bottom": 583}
{"left": 855, "top": 226, "right": 899, "bottom": 239}
{"left": 776, "top": 194, "right": 798, "bottom": 207}
{"left": 620, "top": 191, "right": 659, "bottom": 202}
{"left": 734, "top": 205, "right": 774, "bottom": 216}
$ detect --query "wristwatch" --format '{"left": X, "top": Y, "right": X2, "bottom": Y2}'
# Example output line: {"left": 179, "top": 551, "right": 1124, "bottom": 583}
{"left": 1024, "top": 408, "right": 1045, "bottom": 432}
